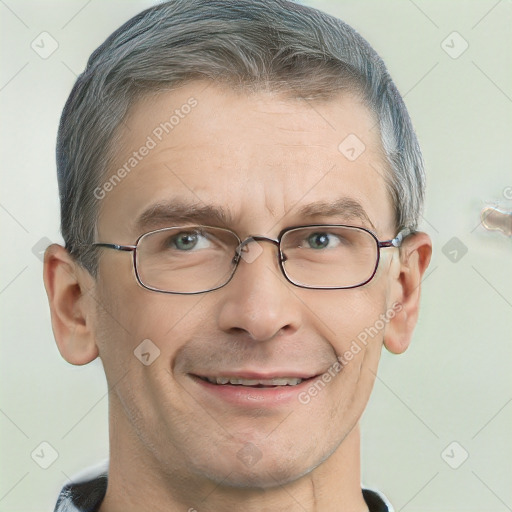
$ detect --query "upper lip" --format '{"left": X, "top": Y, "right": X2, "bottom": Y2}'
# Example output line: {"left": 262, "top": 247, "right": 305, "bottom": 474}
{"left": 192, "top": 371, "right": 320, "bottom": 380}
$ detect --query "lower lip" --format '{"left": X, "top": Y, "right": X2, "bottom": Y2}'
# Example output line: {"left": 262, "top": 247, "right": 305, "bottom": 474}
{"left": 190, "top": 375, "right": 319, "bottom": 408}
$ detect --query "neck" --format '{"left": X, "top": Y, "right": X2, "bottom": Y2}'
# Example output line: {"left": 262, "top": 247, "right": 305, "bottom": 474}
{"left": 100, "top": 401, "right": 368, "bottom": 512}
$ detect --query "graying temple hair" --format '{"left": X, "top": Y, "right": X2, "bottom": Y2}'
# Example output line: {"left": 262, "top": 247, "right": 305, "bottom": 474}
{"left": 57, "top": 0, "right": 425, "bottom": 276}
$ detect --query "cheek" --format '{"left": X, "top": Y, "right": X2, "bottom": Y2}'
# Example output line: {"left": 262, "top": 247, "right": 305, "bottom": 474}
{"left": 304, "top": 285, "right": 389, "bottom": 408}
{"left": 93, "top": 265, "right": 212, "bottom": 372}
{"left": 92, "top": 281, "right": 204, "bottom": 421}
{"left": 300, "top": 288, "right": 388, "bottom": 428}
{"left": 305, "top": 284, "right": 388, "bottom": 357}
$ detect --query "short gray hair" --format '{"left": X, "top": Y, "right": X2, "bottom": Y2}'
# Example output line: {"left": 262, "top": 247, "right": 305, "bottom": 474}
{"left": 57, "top": 0, "right": 425, "bottom": 276}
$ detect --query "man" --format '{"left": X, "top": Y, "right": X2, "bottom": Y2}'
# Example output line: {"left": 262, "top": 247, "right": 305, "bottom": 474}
{"left": 43, "top": 0, "right": 432, "bottom": 510}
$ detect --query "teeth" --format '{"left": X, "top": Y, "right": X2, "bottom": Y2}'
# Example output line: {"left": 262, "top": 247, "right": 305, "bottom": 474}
{"left": 204, "top": 376, "right": 303, "bottom": 386}
{"left": 270, "top": 378, "right": 302, "bottom": 386}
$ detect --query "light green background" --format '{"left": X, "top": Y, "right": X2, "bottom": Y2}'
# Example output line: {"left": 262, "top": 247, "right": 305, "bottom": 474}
{"left": 1, "top": 1, "right": 511, "bottom": 510}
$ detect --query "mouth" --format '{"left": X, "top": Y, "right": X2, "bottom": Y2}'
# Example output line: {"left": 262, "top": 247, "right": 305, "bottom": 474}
{"left": 197, "top": 376, "right": 308, "bottom": 387}
{"left": 189, "top": 371, "right": 327, "bottom": 408}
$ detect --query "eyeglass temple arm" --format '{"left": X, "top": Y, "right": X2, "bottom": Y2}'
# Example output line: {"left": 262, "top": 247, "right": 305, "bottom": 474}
{"left": 378, "top": 228, "right": 412, "bottom": 249}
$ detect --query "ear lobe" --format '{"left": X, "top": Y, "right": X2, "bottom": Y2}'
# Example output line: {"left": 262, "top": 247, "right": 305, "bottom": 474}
{"left": 43, "top": 243, "right": 99, "bottom": 365}
{"left": 384, "top": 231, "right": 432, "bottom": 354}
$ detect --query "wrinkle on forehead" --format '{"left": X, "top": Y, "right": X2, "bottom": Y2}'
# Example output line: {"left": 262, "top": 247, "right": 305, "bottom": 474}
{"left": 97, "top": 81, "right": 395, "bottom": 241}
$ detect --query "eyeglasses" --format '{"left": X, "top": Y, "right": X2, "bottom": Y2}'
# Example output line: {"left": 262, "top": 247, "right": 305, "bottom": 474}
{"left": 91, "top": 224, "right": 410, "bottom": 294}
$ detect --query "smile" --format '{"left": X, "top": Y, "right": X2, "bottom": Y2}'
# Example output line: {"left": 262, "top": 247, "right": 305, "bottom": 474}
{"left": 199, "top": 376, "right": 304, "bottom": 387}
{"left": 189, "top": 372, "right": 325, "bottom": 408}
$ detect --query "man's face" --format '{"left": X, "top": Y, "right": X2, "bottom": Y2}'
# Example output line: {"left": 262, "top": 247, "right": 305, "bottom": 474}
{"left": 93, "top": 81, "right": 399, "bottom": 487}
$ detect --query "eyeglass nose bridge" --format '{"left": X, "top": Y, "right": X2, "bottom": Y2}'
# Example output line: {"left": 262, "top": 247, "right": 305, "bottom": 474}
{"left": 234, "top": 235, "right": 284, "bottom": 263}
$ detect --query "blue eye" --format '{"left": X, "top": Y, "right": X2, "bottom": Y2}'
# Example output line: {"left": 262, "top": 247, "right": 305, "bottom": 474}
{"left": 168, "top": 231, "right": 211, "bottom": 251}
{"left": 306, "top": 232, "right": 341, "bottom": 249}
{"left": 173, "top": 233, "right": 198, "bottom": 250}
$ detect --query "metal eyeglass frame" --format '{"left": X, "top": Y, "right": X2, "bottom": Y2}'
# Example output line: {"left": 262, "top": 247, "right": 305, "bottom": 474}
{"left": 91, "top": 224, "right": 411, "bottom": 295}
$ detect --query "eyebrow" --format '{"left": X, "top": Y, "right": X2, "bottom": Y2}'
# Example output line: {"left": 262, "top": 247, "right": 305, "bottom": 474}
{"left": 133, "top": 196, "right": 376, "bottom": 234}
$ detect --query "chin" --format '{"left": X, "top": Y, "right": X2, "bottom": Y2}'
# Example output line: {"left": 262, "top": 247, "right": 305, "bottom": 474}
{"left": 201, "top": 464, "right": 310, "bottom": 490}
{"left": 189, "top": 447, "right": 324, "bottom": 489}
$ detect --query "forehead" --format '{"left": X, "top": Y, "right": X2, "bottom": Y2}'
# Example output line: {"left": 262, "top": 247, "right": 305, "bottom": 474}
{"left": 96, "top": 81, "right": 394, "bottom": 240}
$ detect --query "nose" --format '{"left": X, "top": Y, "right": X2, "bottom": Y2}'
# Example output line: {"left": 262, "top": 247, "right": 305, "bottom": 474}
{"left": 216, "top": 237, "right": 301, "bottom": 342}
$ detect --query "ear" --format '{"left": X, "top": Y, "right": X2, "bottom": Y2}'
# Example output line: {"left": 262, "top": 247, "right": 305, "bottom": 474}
{"left": 384, "top": 231, "right": 432, "bottom": 354}
{"left": 43, "top": 244, "right": 99, "bottom": 365}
